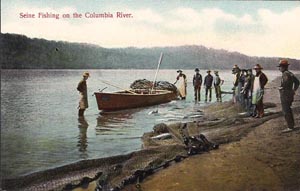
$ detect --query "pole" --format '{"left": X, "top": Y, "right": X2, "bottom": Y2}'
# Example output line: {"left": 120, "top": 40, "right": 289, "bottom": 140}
{"left": 99, "top": 79, "right": 137, "bottom": 94}
{"left": 151, "top": 52, "right": 164, "bottom": 93}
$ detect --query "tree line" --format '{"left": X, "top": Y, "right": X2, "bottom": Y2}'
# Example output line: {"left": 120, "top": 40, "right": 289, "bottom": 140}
{"left": 1, "top": 33, "right": 299, "bottom": 70}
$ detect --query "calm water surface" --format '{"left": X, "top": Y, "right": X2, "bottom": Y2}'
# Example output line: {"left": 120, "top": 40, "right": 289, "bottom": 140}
{"left": 0, "top": 69, "right": 281, "bottom": 178}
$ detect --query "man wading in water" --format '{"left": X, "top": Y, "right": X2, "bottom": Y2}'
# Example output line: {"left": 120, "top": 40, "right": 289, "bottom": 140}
{"left": 77, "top": 72, "right": 90, "bottom": 117}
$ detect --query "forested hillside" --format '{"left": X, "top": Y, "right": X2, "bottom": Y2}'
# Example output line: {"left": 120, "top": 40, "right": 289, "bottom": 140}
{"left": 1, "top": 33, "right": 299, "bottom": 70}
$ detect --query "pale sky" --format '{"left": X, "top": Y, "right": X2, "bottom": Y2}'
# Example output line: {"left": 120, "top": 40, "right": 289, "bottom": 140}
{"left": 2, "top": 0, "right": 300, "bottom": 59}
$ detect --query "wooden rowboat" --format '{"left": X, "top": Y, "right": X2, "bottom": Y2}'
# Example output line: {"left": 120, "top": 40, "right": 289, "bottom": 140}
{"left": 94, "top": 89, "right": 177, "bottom": 111}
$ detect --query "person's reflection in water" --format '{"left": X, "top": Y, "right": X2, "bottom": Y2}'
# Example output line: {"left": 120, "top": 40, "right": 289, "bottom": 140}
{"left": 78, "top": 117, "right": 89, "bottom": 158}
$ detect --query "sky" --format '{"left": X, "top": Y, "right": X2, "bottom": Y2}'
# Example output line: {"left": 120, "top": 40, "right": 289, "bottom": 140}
{"left": 1, "top": 0, "right": 300, "bottom": 59}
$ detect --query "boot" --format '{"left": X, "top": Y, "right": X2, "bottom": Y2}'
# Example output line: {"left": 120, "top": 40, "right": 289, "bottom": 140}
{"left": 78, "top": 109, "right": 85, "bottom": 117}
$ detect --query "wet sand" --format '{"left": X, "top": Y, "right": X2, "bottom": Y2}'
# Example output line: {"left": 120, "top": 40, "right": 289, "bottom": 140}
{"left": 2, "top": 75, "right": 300, "bottom": 191}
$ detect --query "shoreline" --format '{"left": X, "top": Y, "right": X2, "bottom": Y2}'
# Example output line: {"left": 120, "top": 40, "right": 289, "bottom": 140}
{"left": 1, "top": 74, "right": 300, "bottom": 191}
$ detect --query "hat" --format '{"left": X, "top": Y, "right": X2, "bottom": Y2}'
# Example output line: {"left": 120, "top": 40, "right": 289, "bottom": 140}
{"left": 247, "top": 69, "right": 253, "bottom": 72}
{"left": 278, "top": 59, "right": 289, "bottom": 67}
{"left": 195, "top": 68, "right": 199, "bottom": 72}
{"left": 232, "top": 65, "right": 240, "bottom": 70}
{"left": 177, "top": 70, "right": 183, "bottom": 73}
{"left": 83, "top": 71, "right": 90, "bottom": 77}
{"left": 253, "top": 64, "right": 263, "bottom": 70}
{"left": 214, "top": 70, "right": 219, "bottom": 74}
{"left": 207, "top": 70, "right": 211, "bottom": 73}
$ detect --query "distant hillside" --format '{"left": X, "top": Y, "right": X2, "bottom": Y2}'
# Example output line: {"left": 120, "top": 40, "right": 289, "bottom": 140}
{"left": 1, "top": 33, "right": 299, "bottom": 70}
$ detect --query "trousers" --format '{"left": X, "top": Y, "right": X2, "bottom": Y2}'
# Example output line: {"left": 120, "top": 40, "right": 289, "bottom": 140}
{"left": 205, "top": 87, "right": 212, "bottom": 101}
{"left": 280, "top": 90, "right": 295, "bottom": 128}
{"left": 215, "top": 85, "right": 222, "bottom": 102}
{"left": 194, "top": 86, "right": 201, "bottom": 101}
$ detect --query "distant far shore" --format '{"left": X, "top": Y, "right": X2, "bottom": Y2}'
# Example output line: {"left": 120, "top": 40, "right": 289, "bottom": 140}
{"left": 1, "top": 33, "right": 300, "bottom": 70}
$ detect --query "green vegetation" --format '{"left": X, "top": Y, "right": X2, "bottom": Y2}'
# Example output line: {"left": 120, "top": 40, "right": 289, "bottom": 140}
{"left": 1, "top": 33, "right": 299, "bottom": 70}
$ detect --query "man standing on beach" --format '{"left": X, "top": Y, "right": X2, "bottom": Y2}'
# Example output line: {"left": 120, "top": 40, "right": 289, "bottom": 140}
{"left": 193, "top": 68, "right": 202, "bottom": 102}
{"left": 252, "top": 64, "right": 268, "bottom": 118}
{"left": 204, "top": 70, "right": 213, "bottom": 102}
{"left": 278, "top": 59, "right": 299, "bottom": 132}
{"left": 77, "top": 72, "right": 90, "bottom": 117}
{"left": 175, "top": 70, "right": 187, "bottom": 100}
{"left": 241, "top": 69, "right": 255, "bottom": 116}
{"left": 232, "top": 65, "right": 243, "bottom": 104}
{"left": 214, "top": 71, "right": 224, "bottom": 102}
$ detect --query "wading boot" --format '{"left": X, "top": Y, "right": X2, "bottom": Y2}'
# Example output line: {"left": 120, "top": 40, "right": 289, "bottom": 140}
{"left": 78, "top": 109, "right": 85, "bottom": 117}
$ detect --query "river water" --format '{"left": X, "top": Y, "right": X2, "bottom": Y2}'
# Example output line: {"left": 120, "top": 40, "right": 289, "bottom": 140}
{"left": 0, "top": 69, "right": 280, "bottom": 178}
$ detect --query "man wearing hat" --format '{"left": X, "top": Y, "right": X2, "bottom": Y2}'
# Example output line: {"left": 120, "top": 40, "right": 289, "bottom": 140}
{"left": 214, "top": 71, "right": 224, "bottom": 102}
{"left": 241, "top": 69, "right": 255, "bottom": 116}
{"left": 204, "top": 70, "right": 213, "bottom": 102}
{"left": 77, "top": 71, "right": 90, "bottom": 117}
{"left": 175, "top": 70, "right": 187, "bottom": 100}
{"left": 193, "top": 68, "right": 202, "bottom": 102}
{"left": 278, "top": 59, "right": 299, "bottom": 132}
{"left": 232, "top": 65, "right": 243, "bottom": 104}
{"left": 232, "top": 64, "right": 240, "bottom": 74}
{"left": 252, "top": 64, "right": 268, "bottom": 118}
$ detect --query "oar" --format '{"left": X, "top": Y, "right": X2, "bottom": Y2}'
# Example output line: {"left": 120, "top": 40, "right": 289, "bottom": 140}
{"left": 99, "top": 80, "right": 137, "bottom": 94}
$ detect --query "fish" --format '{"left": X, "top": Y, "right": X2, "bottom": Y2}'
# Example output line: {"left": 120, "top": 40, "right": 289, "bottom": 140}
{"left": 148, "top": 109, "right": 158, "bottom": 115}
{"left": 151, "top": 133, "right": 172, "bottom": 140}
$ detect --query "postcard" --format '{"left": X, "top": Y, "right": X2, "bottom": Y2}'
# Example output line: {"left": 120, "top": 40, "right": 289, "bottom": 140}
{"left": 1, "top": 1, "right": 300, "bottom": 190}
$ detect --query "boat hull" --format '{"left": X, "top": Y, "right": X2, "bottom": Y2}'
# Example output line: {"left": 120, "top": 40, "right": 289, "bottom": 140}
{"left": 94, "top": 90, "right": 177, "bottom": 111}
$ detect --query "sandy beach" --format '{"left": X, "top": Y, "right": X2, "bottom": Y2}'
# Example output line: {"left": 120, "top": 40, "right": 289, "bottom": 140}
{"left": 130, "top": 74, "right": 300, "bottom": 191}
{"left": 1, "top": 74, "right": 300, "bottom": 191}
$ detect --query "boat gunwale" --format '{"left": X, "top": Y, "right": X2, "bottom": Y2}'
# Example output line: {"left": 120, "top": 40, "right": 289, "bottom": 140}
{"left": 94, "top": 89, "right": 175, "bottom": 96}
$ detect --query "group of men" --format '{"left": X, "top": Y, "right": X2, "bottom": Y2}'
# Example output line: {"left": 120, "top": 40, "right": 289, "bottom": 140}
{"left": 175, "top": 68, "right": 224, "bottom": 102}
{"left": 232, "top": 64, "right": 268, "bottom": 118}
{"left": 77, "top": 59, "right": 299, "bottom": 132}
{"left": 232, "top": 59, "right": 299, "bottom": 132}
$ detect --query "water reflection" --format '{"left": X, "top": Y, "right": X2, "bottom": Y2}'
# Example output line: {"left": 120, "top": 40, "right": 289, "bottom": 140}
{"left": 77, "top": 117, "right": 89, "bottom": 158}
{"left": 95, "top": 109, "right": 140, "bottom": 135}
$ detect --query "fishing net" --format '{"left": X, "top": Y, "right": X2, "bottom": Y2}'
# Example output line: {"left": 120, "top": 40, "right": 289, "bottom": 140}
{"left": 130, "top": 79, "right": 177, "bottom": 93}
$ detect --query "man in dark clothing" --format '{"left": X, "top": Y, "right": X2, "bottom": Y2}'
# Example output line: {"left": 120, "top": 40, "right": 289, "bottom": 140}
{"left": 232, "top": 65, "right": 243, "bottom": 104}
{"left": 278, "top": 59, "right": 300, "bottom": 132}
{"left": 239, "top": 69, "right": 247, "bottom": 106}
{"left": 193, "top": 68, "right": 202, "bottom": 102}
{"left": 252, "top": 64, "right": 268, "bottom": 118}
{"left": 241, "top": 69, "right": 255, "bottom": 116}
{"left": 204, "top": 70, "right": 213, "bottom": 102}
{"left": 77, "top": 72, "right": 90, "bottom": 117}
